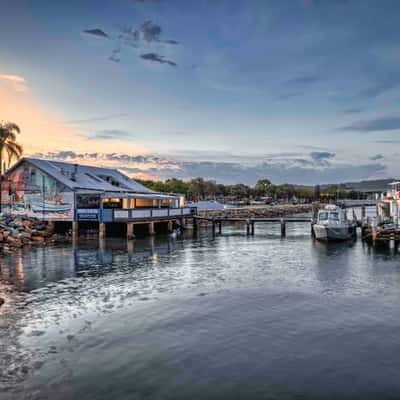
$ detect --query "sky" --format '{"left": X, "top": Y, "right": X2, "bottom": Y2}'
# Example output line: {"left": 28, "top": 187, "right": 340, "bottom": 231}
{"left": 1, "top": 0, "right": 400, "bottom": 185}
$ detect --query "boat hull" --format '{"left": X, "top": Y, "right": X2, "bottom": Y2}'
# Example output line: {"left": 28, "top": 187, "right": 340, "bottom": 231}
{"left": 313, "top": 224, "right": 356, "bottom": 241}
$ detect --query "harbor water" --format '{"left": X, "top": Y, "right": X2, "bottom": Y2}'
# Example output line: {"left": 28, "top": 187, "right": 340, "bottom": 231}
{"left": 2, "top": 208, "right": 400, "bottom": 399}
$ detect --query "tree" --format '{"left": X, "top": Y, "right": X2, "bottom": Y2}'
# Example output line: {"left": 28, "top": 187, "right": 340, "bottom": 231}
{"left": 0, "top": 122, "right": 23, "bottom": 211}
{"left": 0, "top": 122, "right": 23, "bottom": 173}
{"left": 254, "top": 179, "right": 272, "bottom": 197}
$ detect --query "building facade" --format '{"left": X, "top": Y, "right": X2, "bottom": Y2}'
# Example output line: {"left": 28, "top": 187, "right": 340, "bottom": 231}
{"left": 1, "top": 158, "right": 193, "bottom": 224}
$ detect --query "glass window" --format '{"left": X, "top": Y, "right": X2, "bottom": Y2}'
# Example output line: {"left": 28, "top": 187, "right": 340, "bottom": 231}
{"left": 329, "top": 212, "right": 339, "bottom": 220}
{"left": 319, "top": 212, "right": 329, "bottom": 220}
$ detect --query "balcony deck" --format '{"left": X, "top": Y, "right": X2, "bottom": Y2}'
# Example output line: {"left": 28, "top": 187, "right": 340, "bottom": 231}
{"left": 76, "top": 207, "right": 196, "bottom": 223}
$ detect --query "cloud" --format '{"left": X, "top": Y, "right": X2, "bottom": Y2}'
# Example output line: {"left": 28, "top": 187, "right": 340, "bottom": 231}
{"left": 0, "top": 74, "right": 28, "bottom": 92}
{"left": 310, "top": 151, "right": 335, "bottom": 165}
{"left": 67, "top": 113, "right": 128, "bottom": 124}
{"left": 370, "top": 154, "right": 384, "bottom": 161}
{"left": 141, "top": 53, "right": 177, "bottom": 66}
{"left": 284, "top": 75, "right": 319, "bottom": 86}
{"left": 140, "top": 20, "right": 179, "bottom": 45}
{"left": 358, "top": 81, "right": 399, "bottom": 99}
{"left": 342, "top": 108, "right": 364, "bottom": 115}
{"left": 87, "top": 129, "right": 135, "bottom": 140}
{"left": 341, "top": 115, "right": 400, "bottom": 132}
{"left": 374, "top": 139, "right": 400, "bottom": 144}
{"left": 82, "top": 29, "right": 110, "bottom": 39}
{"left": 31, "top": 150, "right": 386, "bottom": 185}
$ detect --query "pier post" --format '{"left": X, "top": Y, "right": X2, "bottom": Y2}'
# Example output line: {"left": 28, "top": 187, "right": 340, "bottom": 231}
{"left": 127, "top": 222, "right": 135, "bottom": 240}
{"left": 99, "top": 222, "right": 106, "bottom": 239}
{"left": 280, "top": 219, "right": 286, "bottom": 237}
{"left": 246, "top": 220, "right": 250, "bottom": 235}
{"left": 72, "top": 221, "right": 79, "bottom": 241}
{"left": 218, "top": 221, "right": 222, "bottom": 234}
{"left": 251, "top": 220, "right": 255, "bottom": 235}
{"left": 212, "top": 218, "right": 216, "bottom": 236}
{"left": 168, "top": 220, "right": 174, "bottom": 233}
{"left": 148, "top": 222, "right": 156, "bottom": 236}
{"left": 193, "top": 217, "right": 198, "bottom": 233}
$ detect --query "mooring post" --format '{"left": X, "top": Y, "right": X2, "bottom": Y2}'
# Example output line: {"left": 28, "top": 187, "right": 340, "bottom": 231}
{"left": 99, "top": 222, "right": 106, "bottom": 240}
{"left": 280, "top": 218, "right": 286, "bottom": 237}
{"left": 193, "top": 217, "right": 198, "bottom": 233}
{"left": 218, "top": 221, "right": 222, "bottom": 234}
{"left": 127, "top": 222, "right": 135, "bottom": 240}
{"left": 212, "top": 217, "right": 216, "bottom": 236}
{"left": 361, "top": 205, "right": 366, "bottom": 223}
{"left": 246, "top": 219, "right": 250, "bottom": 235}
{"left": 251, "top": 220, "right": 255, "bottom": 235}
{"left": 312, "top": 202, "right": 319, "bottom": 223}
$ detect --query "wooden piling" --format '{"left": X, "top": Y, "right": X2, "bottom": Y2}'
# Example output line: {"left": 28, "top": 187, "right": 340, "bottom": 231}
{"left": 246, "top": 220, "right": 250, "bottom": 235}
{"left": 99, "top": 222, "right": 106, "bottom": 239}
{"left": 218, "top": 221, "right": 222, "bottom": 234}
{"left": 280, "top": 218, "right": 286, "bottom": 237}
{"left": 251, "top": 220, "right": 255, "bottom": 235}
{"left": 127, "top": 222, "right": 135, "bottom": 240}
{"left": 168, "top": 220, "right": 174, "bottom": 233}
{"left": 72, "top": 221, "right": 79, "bottom": 241}
{"left": 212, "top": 218, "right": 216, "bottom": 236}
{"left": 148, "top": 222, "right": 155, "bottom": 236}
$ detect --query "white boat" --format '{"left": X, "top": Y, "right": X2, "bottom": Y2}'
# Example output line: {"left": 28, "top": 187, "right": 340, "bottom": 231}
{"left": 31, "top": 203, "right": 72, "bottom": 213}
{"left": 313, "top": 205, "right": 356, "bottom": 241}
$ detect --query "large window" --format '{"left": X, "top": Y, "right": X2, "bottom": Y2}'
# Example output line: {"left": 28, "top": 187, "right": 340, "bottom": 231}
{"left": 77, "top": 194, "right": 100, "bottom": 209}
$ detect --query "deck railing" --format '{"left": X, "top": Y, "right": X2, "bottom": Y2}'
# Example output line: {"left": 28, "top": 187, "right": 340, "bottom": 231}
{"left": 76, "top": 207, "right": 196, "bottom": 222}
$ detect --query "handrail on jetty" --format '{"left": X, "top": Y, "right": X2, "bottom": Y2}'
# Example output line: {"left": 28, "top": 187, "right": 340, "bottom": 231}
{"left": 193, "top": 215, "right": 312, "bottom": 237}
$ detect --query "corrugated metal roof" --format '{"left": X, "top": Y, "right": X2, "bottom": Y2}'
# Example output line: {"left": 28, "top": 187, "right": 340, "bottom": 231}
{"left": 16, "top": 157, "right": 159, "bottom": 194}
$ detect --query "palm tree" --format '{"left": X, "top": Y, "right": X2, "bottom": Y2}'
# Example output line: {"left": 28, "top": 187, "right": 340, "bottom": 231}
{"left": 0, "top": 122, "right": 23, "bottom": 211}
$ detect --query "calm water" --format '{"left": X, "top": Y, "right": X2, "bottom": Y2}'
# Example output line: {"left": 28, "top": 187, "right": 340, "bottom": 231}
{"left": 2, "top": 209, "right": 400, "bottom": 399}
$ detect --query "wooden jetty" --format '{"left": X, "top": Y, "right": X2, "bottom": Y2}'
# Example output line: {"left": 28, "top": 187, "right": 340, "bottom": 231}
{"left": 193, "top": 215, "right": 312, "bottom": 237}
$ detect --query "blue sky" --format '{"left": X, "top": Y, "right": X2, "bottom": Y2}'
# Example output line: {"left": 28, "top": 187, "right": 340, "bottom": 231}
{"left": 1, "top": 0, "right": 400, "bottom": 184}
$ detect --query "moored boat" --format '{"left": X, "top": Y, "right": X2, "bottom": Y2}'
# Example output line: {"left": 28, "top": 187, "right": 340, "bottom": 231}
{"left": 313, "top": 205, "right": 356, "bottom": 241}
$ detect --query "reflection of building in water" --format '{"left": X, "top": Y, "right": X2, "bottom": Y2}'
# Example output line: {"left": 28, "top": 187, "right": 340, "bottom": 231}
{"left": 1, "top": 237, "right": 182, "bottom": 292}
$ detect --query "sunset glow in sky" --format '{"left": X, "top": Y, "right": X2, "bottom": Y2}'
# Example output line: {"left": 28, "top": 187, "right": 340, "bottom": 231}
{"left": 1, "top": 0, "right": 400, "bottom": 184}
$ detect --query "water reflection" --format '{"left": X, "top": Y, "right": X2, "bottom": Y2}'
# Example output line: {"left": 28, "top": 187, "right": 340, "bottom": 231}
{"left": 0, "top": 236, "right": 184, "bottom": 292}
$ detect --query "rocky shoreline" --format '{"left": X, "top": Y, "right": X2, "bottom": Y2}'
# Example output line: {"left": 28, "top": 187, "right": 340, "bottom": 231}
{"left": 196, "top": 204, "right": 312, "bottom": 222}
{"left": 0, "top": 215, "right": 67, "bottom": 256}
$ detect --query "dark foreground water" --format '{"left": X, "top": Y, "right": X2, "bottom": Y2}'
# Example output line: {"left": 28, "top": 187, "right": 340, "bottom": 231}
{"left": 2, "top": 214, "right": 400, "bottom": 399}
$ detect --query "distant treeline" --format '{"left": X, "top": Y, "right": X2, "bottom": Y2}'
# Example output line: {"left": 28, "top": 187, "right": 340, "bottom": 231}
{"left": 136, "top": 177, "right": 367, "bottom": 201}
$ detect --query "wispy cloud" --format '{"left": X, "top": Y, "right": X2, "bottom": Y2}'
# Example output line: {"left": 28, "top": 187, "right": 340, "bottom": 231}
{"left": 83, "top": 19, "right": 178, "bottom": 66}
{"left": 342, "top": 108, "right": 365, "bottom": 115}
{"left": 31, "top": 150, "right": 385, "bottom": 185}
{"left": 341, "top": 115, "right": 400, "bottom": 132}
{"left": 0, "top": 74, "right": 28, "bottom": 92}
{"left": 87, "top": 129, "right": 135, "bottom": 140}
{"left": 358, "top": 81, "right": 399, "bottom": 99}
{"left": 82, "top": 28, "right": 110, "bottom": 39}
{"left": 284, "top": 75, "right": 319, "bottom": 86}
{"left": 141, "top": 53, "right": 177, "bottom": 66}
{"left": 67, "top": 113, "right": 128, "bottom": 124}
{"left": 370, "top": 154, "right": 384, "bottom": 161}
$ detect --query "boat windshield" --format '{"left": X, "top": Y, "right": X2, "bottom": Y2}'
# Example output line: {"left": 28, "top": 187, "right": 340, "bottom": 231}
{"left": 329, "top": 212, "right": 339, "bottom": 220}
{"left": 319, "top": 212, "right": 329, "bottom": 221}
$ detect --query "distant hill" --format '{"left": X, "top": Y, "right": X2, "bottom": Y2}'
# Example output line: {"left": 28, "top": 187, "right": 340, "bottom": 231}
{"left": 295, "top": 179, "right": 398, "bottom": 192}
{"left": 336, "top": 179, "right": 398, "bottom": 192}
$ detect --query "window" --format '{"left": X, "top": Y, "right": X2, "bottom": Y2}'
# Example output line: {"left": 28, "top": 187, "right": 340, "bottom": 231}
{"left": 319, "top": 212, "right": 329, "bottom": 220}
{"left": 329, "top": 212, "right": 339, "bottom": 221}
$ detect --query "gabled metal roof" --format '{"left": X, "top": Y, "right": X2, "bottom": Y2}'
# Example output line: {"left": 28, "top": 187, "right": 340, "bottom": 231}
{"left": 7, "top": 157, "right": 159, "bottom": 194}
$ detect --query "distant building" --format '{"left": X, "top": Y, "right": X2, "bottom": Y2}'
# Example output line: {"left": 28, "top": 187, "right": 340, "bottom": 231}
{"left": 1, "top": 158, "right": 192, "bottom": 224}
